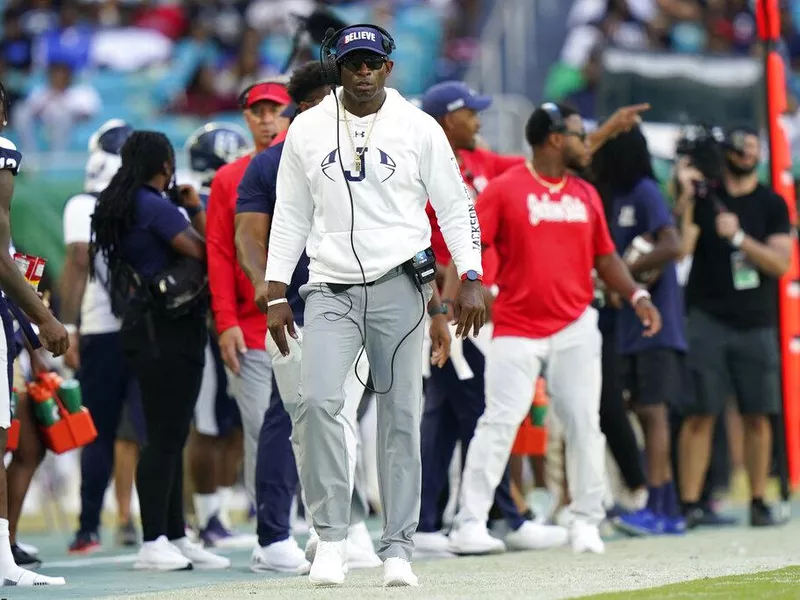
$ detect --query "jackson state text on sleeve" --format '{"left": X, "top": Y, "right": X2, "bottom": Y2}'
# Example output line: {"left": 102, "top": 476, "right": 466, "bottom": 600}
{"left": 420, "top": 117, "right": 483, "bottom": 277}
{"left": 264, "top": 128, "right": 314, "bottom": 286}
{"left": 474, "top": 180, "right": 502, "bottom": 250}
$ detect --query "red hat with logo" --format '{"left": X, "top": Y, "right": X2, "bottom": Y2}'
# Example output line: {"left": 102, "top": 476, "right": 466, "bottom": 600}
{"left": 240, "top": 82, "right": 291, "bottom": 110}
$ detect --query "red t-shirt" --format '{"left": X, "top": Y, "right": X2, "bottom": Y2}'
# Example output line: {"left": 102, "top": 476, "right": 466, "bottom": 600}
{"left": 426, "top": 147, "right": 524, "bottom": 285}
{"left": 476, "top": 164, "right": 615, "bottom": 339}
{"left": 207, "top": 154, "right": 268, "bottom": 350}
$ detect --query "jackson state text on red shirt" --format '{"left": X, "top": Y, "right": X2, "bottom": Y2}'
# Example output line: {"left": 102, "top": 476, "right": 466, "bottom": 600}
{"left": 476, "top": 164, "right": 615, "bottom": 338}
{"left": 426, "top": 148, "right": 524, "bottom": 285}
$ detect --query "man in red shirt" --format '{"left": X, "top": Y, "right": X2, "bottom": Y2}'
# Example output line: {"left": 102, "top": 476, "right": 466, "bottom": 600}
{"left": 448, "top": 103, "right": 661, "bottom": 555}
{"left": 418, "top": 82, "right": 553, "bottom": 556}
{"left": 205, "top": 80, "right": 292, "bottom": 534}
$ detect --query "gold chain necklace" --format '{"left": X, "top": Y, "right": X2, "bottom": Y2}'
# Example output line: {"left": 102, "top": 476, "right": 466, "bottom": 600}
{"left": 342, "top": 96, "right": 381, "bottom": 173}
{"left": 526, "top": 160, "right": 567, "bottom": 193}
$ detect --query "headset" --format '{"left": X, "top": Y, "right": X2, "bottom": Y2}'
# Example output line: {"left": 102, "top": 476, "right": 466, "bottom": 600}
{"left": 316, "top": 25, "right": 426, "bottom": 396}
{"left": 319, "top": 24, "right": 396, "bottom": 87}
{"left": 540, "top": 102, "right": 566, "bottom": 133}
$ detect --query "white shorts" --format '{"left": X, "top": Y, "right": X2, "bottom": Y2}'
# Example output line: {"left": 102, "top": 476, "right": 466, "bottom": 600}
{"left": 194, "top": 339, "right": 240, "bottom": 437}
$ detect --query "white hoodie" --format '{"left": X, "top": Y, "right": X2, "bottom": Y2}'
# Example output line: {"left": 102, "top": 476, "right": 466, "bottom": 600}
{"left": 265, "top": 87, "right": 482, "bottom": 286}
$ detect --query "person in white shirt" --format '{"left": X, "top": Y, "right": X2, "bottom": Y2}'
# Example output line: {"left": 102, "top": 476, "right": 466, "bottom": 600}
{"left": 59, "top": 120, "right": 148, "bottom": 554}
{"left": 14, "top": 62, "right": 102, "bottom": 153}
{"left": 265, "top": 24, "right": 485, "bottom": 588}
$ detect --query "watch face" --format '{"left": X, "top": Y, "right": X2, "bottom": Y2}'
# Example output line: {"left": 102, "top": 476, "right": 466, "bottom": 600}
{"left": 468, "top": 270, "right": 478, "bottom": 280}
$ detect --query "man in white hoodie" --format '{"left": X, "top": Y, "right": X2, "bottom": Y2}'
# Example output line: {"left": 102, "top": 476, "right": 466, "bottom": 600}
{"left": 265, "top": 25, "right": 485, "bottom": 588}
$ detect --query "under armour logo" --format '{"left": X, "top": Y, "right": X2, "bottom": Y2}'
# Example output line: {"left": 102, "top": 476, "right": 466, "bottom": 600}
{"left": 354, "top": 131, "right": 366, "bottom": 138}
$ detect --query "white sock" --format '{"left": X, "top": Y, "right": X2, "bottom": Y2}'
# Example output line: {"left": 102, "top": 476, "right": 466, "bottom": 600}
{"left": 0, "top": 518, "right": 64, "bottom": 585}
{"left": 217, "top": 487, "right": 234, "bottom": 529}
{"left": 193, "top": 493, "right": 221, "bottom": 530}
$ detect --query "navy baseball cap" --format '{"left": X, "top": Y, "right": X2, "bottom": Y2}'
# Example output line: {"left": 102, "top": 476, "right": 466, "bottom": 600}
{"left": 421, "top": 81, "right": 492, "bottom": 118}
{"left": 335, "top": 26, "right": 390, "bottom": 62}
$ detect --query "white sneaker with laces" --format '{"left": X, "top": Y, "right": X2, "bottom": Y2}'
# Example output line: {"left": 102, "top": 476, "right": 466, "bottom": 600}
{"left": 309, "top": 540, "right": 347, "bottom": 587}
{"left": 571, "top": 520, "right": 605, "bottom": 554}
{"left": 383, "top": 557, "right": 418, "bottom": 587}
{"left": 413, "top": 531, "right": 453, "bottom": 557}
{"left": 250, "top": 537, "right": 310, "bottom": 574}
{"left": 505, "top": 520, "right": 569, "bottom": 551}
{"left": 346, "top": 522, "right": 382, "bottom": 569}
{"left": 448, "top": 522, "right": 506, "bottom": 555}
{"left": 133, "top": 536, "right": 192, "bottom": 571}
{"left": 172, "top": 537, "right": 231, "bottom": 569}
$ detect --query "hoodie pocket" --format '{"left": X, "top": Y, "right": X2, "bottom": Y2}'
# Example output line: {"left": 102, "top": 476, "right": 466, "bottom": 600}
{"left": 314, "top": 226, "right": 419, "bottom": 279}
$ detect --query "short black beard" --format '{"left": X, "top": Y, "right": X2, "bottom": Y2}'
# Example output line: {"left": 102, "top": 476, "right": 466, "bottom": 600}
{"left": 725, "top": 157, "right": 757, "bottom": 177}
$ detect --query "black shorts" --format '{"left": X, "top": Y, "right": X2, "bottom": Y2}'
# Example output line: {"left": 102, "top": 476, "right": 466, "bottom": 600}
{"left": 686, "top": 308, "right": 781, "bottom": 416}
{"left": 620, "top": 348, "right": 683, "bottom": 407}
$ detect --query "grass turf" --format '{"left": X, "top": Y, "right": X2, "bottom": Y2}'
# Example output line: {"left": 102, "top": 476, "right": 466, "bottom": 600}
{"left": 578, "top": 567, "right": 800, "bottom": 599}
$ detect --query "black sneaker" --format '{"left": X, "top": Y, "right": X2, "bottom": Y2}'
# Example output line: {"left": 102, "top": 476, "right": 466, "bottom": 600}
{"left": 751, "top": 502, "right": 782, "bottom": 527}
{"left": 684, "top": 504, "right": 738, "bottom": 529}
{"left": 12, "top": 544, "right": 41, "bottom": 569}
{"left": 68, "top": 531, "right": 101, "bottom": 554}
{"left": 116, "top": 521, "right": 139, "bottom": 547}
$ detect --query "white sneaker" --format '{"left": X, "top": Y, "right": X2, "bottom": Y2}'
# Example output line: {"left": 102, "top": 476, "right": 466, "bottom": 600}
{"left": 250, "top": 537, "right": 310, "bottom": 574}
{"left": 172, "top": 537, "right": 231, "bottom": 569}
{"left": 571, "top": 520, "right": 605, "bottom": 554}
{"left": 505, "top": 520, "right": 569, "bottom": 551}
{"left": 2, "top": 567, "right": 65, "bottom": 586}
{"left": 309, "top": 540, "right": 347, "bottom": 587}
{"left": 133, "top": 536, "right": 192, "bottom": 571}
{"left": 346, "top": 522, "right": 382, "bottom": 569}
{"left": 413, "top": 531, "right": 453, "bottom": 557}
{"left": 448, "top": 522, "right": 506, "bottom": 555}
{"left": 305, "top": 527, "right": 319, "bottom": 563}
{"left": 383, "top": 557, "right": 418, "bottom": 587}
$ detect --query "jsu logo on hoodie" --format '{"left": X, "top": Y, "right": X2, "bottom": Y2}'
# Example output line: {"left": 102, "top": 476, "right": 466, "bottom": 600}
{"left": 320, "top": 147, "right": 397, "bottom": 183}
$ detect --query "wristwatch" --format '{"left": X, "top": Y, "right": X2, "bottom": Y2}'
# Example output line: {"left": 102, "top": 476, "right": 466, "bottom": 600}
{"left": 428, "top": 305, "right": 448, "bottom": 317}
{"left": 730, "top": 229, "right": 745, "bottom": 249}
{"left": 461, "top": 269, "right": 482, "bottom": 282}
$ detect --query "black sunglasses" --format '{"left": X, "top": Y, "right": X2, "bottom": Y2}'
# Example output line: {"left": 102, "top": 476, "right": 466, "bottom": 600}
{"left": 340, "top": 55, "right": 387, "bottom": 73}
{"left": 562, "top": 130, "right": 587, "bottom": 142}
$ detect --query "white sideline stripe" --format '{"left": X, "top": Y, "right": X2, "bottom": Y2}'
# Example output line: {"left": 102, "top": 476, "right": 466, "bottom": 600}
{"left": 44, "top": 533, "right": 382, "bottom": 569}
{"left": 47, "top": 554, "right": 139, "bottom": 568}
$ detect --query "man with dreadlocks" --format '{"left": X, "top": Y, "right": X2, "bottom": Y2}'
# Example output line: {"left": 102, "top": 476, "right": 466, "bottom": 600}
{"left": 90, "top": 131, "right": 229, "bottom": 571}
{"left": 0, "top": 80, "right": 69, "bottom": 585}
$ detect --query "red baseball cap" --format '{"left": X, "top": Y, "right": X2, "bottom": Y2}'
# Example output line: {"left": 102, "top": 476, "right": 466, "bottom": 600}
{"left": 242, "top": 82, "right": 291, "bottom": 109}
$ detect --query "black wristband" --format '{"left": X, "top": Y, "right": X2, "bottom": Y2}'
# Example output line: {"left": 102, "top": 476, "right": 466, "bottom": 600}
{"left": 428, "top": 305, "right": 448, "bottom": 317}
{"left": 185, "top": 204, "right": 203, "bottom": 218}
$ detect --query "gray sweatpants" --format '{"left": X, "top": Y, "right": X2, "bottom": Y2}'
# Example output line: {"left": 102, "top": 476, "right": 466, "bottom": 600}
{"left": 297, "top": 270, "right": 431, "bottom": 561}
{"left": 266, "top": 323, "right": 370, "bottom": 525}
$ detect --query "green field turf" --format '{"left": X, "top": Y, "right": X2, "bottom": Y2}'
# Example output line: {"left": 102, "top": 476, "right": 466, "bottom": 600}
{"left": 579, "top": 567, "right": 800, "bottom": 599}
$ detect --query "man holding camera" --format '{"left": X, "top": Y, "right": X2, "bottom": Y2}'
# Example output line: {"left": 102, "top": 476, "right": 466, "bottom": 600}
{"left": 676, "top": 126, "right": 791, "bottom": 528}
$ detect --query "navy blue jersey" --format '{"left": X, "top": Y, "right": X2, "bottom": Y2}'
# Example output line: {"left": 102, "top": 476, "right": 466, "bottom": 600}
{"left": 0, "top": 138, "right": 22, "bottom": 176}
{"left": 236, "top": 141, "right": 310, "bottom": 326}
